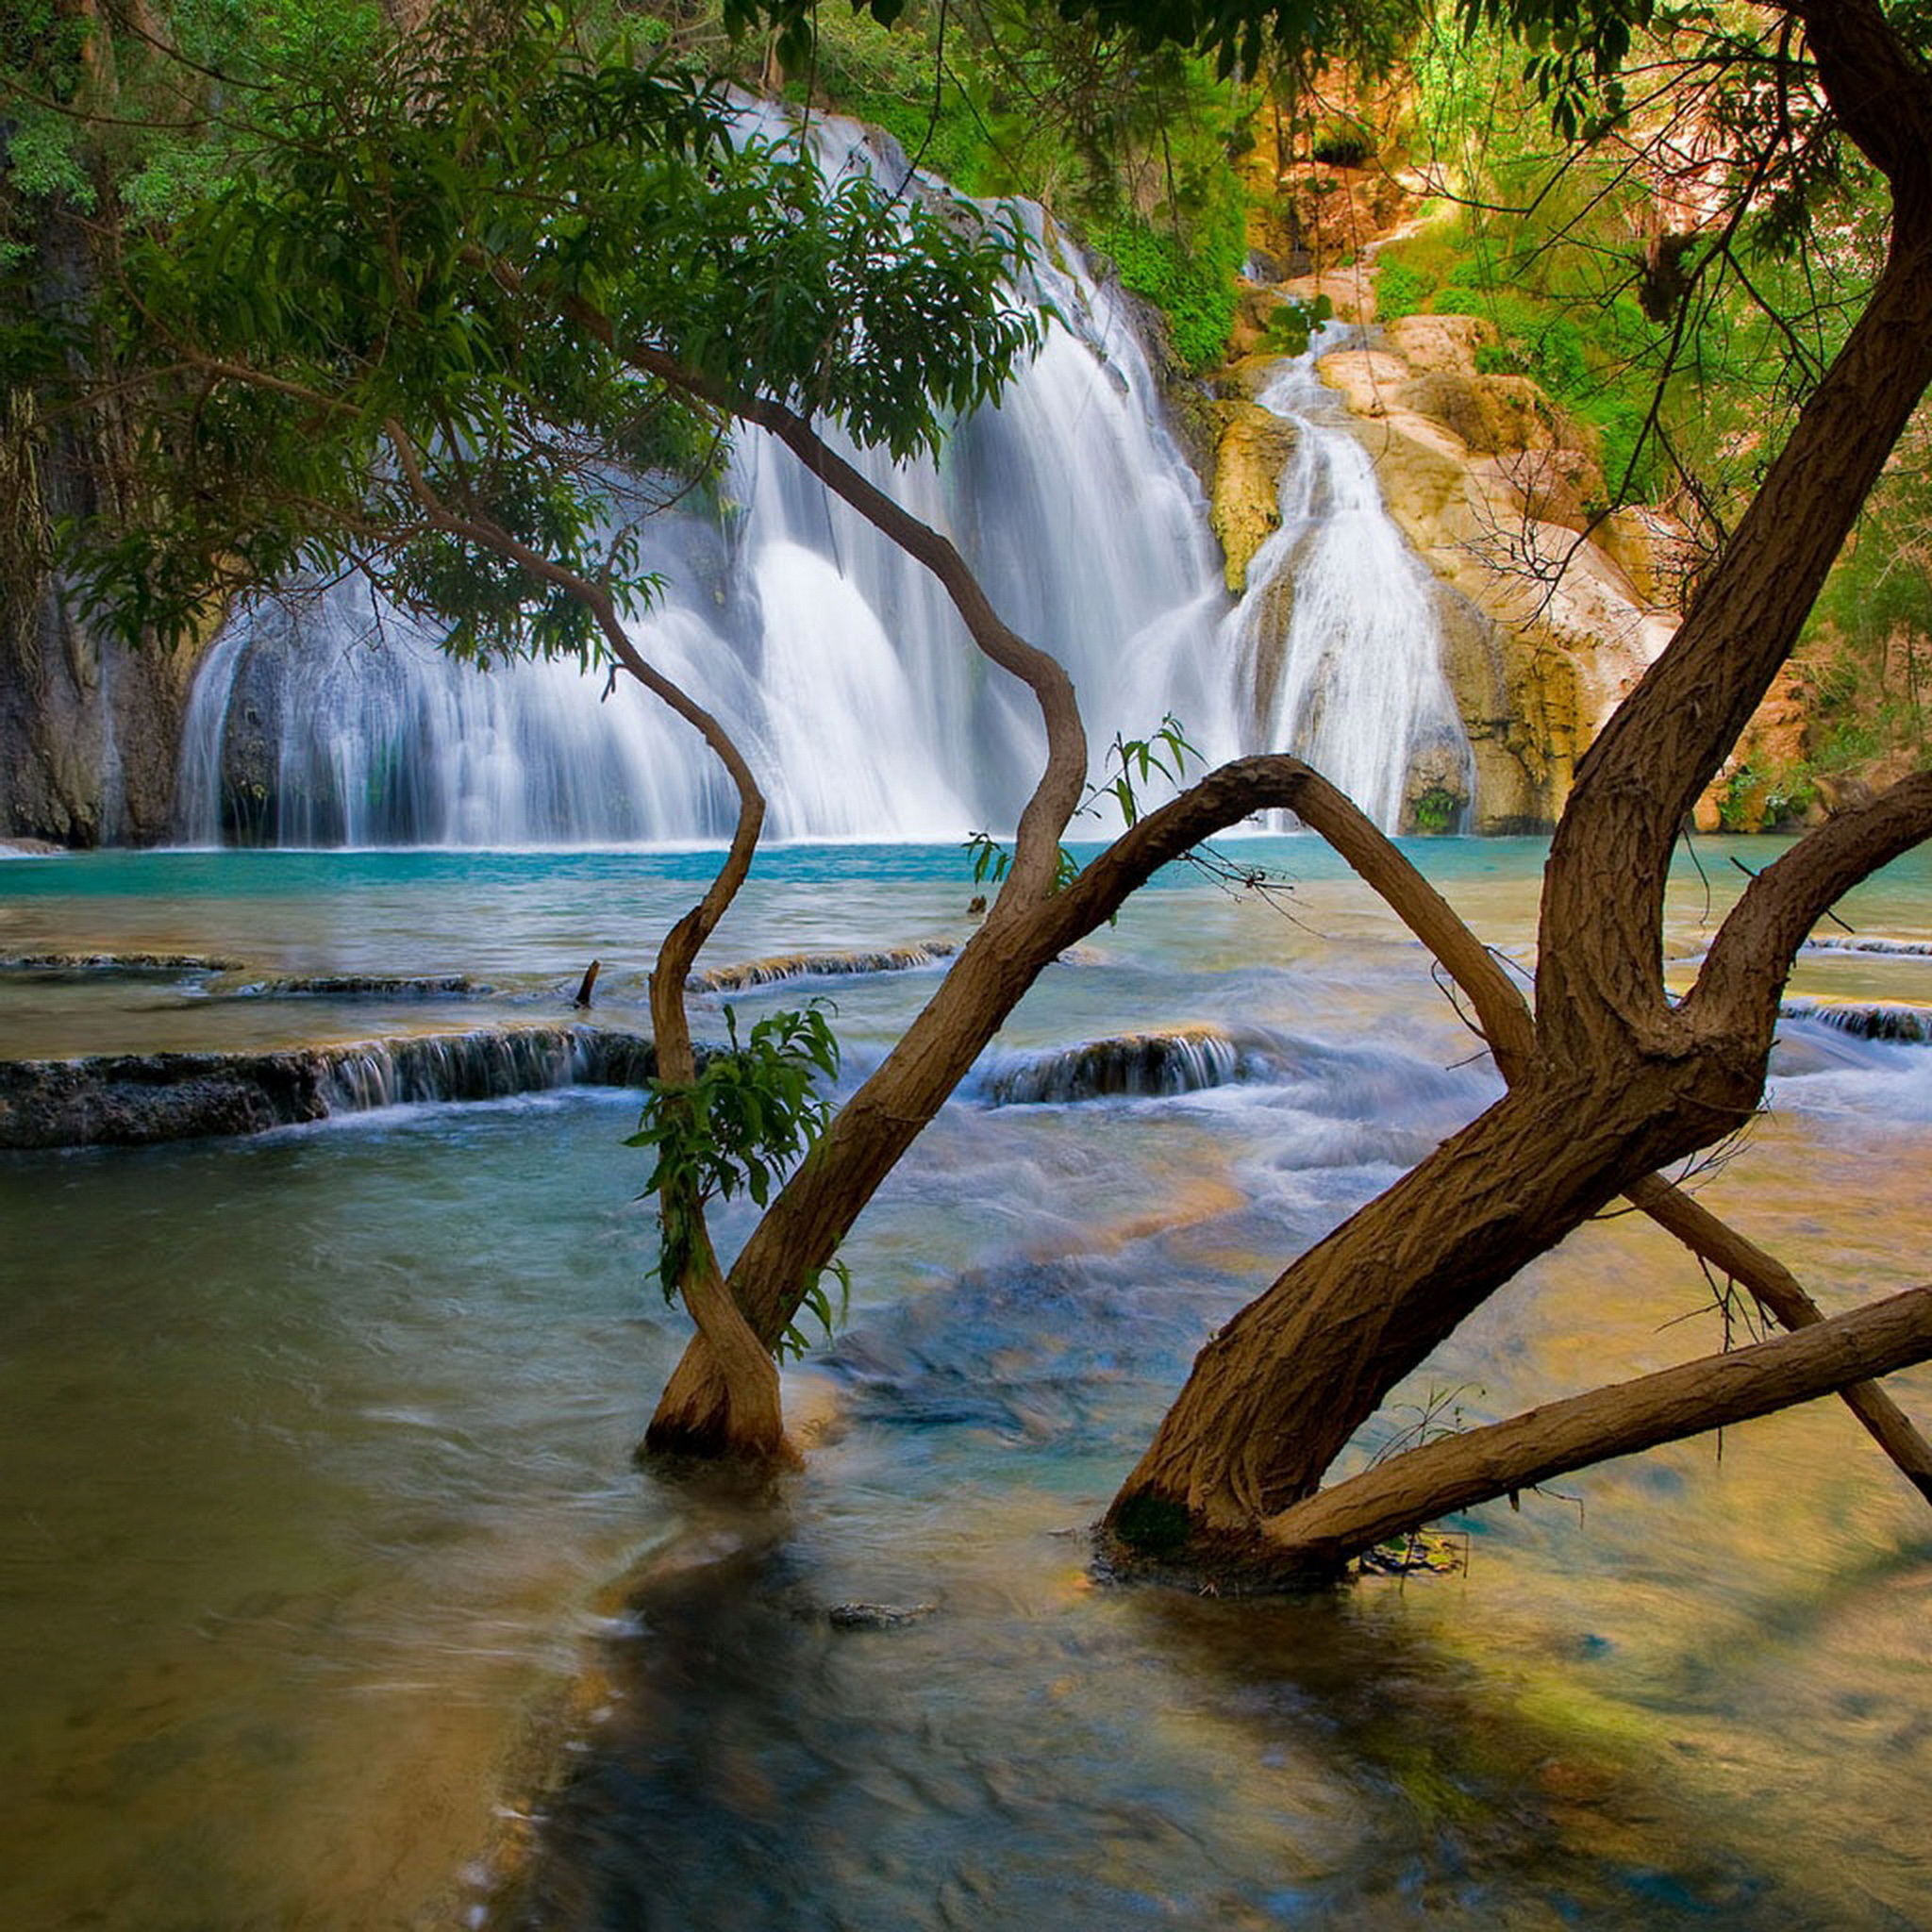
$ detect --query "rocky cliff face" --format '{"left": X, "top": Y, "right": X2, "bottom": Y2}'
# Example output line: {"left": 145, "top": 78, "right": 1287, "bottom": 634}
{"left": 0, "top": 215, "right": 207, "bottom": 848}
{"left": 1315, "top": 314, "right": 1681, "bottom": 831}
{"left": 1207, "top": 291, "right": 1687, "bottom": 832}
{"left": 0, "top": 576, "right": 203, "bottom": 846}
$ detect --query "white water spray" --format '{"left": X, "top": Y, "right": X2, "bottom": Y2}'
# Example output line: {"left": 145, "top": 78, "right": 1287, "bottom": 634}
{"left": 1220, "top": 344, "right": 1474, "bottom": 832}
{"left": 174, "top": 129, "right": 1471, "bottom": 846}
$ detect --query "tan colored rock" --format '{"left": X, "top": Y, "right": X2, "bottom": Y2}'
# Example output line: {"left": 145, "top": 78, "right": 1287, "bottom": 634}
{"left": 1381, "top": 313, "right": 1495, "bottom": 378}
{"left": 1211, "top": 404, "right": 1299, "bottom": 594}
{"left": 1217, "top": 353, "right": 1291, "bottom": 402}
{"left": 1599, "top": 507, "right": 1703, "bottom": 609}
{"left": 1279, "top": 259, "right": 1378, "bottom": 324}
{"left": 1315, "top": 348, "right": 1410, "bottom": 418}
{"left": 1396, "top": 372, "right": 1558, "bottom": 455}
{"left": 1474, "top": 447, "right": 1607, "bottom": 534}
{"left": 1319, "top": 375, "right": 1677, "bottom": 827}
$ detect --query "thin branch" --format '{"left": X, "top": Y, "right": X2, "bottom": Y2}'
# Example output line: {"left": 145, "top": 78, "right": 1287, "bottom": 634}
{"left": 1261, "top": 1278, "right": 1932, "bottom": 1575}
{"left": 1690, "top": 770, "right": 1932, "bottom": 1037}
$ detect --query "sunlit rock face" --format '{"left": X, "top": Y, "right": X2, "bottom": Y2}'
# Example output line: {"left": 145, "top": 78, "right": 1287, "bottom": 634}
{"left": 1213, "top": 335, "right": 1477, "bottom": 835}
{"left": 1307, "top": 312, "right": 1688, "bottom": 833}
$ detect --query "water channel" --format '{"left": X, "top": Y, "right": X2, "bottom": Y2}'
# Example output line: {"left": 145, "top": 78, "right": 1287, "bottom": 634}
{"left": 4, "top": 835, "right": 1930, "bottom": 1928}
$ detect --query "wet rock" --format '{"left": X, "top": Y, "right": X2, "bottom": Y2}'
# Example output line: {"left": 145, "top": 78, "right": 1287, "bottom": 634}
{"left": 1211, "top": 405, "right": 1300, "bottom": 593}
{"left": 0, "top": 1048, "right": 331, "bottom": 1146}
{"left": 1778, "top": 997, "right": 1932, "bottom": 1044}
{"left": 984, "top": 1025, "right": 1288, "bottom": 1105}
{"left": 226, "top": 973, "right": 485, "bottom": 1000}
{"left": 0, "top": 951, "right": 246, "bottom": 977}
{"left": 1800, "top": 936, "right": 1932, "bottom": 958}
{"left": 0, "top": 1024, "right": 661, "bottom": 1148}
{"left": 690, "top": 943, "right": 956, "bottom": 994}
{"left": 824, "top": 1602, "right": 939, "bottom": 1631}
{"left": 1381, "top": 313, "right": 1494, "bottom": 378}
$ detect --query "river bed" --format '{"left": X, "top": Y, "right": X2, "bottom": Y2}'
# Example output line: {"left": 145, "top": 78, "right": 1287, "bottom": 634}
{"left": 3, "top": 835, "right": 1930, "bottom": 1928}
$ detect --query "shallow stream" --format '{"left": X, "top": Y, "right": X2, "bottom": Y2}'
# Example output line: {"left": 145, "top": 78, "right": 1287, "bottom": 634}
{"left": 4, "top": 835, "right": 1930, "bottom": 1928}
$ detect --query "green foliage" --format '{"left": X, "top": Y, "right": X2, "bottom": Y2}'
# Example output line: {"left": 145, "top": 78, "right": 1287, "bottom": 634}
{"left": 1088, "top": 197, "right": 1242, "bottom": 369}
{"left": 1794, "top": 440, "right": 1932, "bottom": 781}
{"left": 1409, "top": 784, "right": 1458, "bottom": 834}
{"left": 964, "top": 711, "right": 1203, "bottom": 907}
{"left": 1373, "top": 255, "right": 1429, "bottom": 322}
{"left": 964, "top": 828, "right": 1084, "bottom": 894}
{"left": 1310, "top": 119, "right": 1374, "bottom": 167}
{"left": 1090, "top": 711, "right": 1201, "bottom": 827}
{"left": 1714, "top": 758, "right": 1816, "bottom": 833}
{"left": 625, "top": 1002, "right": 850, "bottom": 1356}
{"left": 1049, "top": 0, "right": 1417, "bottom": 83}
{"left": 1259, "top": 291, "right": 1333, "bottom": 357}
{"left": 45, "top": 4, "right": 1045, "bottom": 663}
{"left": 751, "top": 0, "right": 1256, "bottom": 369}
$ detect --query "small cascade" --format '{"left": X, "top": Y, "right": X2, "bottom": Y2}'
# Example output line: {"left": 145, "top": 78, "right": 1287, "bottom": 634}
{"left": 690, "top": 941, "right": 957, "bottom": 994}
{"left": 228, "top": 973, "right": 485, "bottom": 1000}
{"left": 1, "top": 952, "right": 246, "bottom": 978}
{"left": 0, "top": 1024, "right": 661, "bottom": 1148}
{"left": 1779, "top": 996, "right": 1932, "bottom": 1044}
{"left": 982, "top": 1024, "right": 1282, "bottom": 1104}
{"left": 1219, "top": 341, "right": 1474, "bottom": 832}
{"left": 1799, "top": 936, "right": 1932, "bottom": 958}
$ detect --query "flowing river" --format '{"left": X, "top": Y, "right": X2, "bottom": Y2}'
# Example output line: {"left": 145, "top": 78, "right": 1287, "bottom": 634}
{"left": 4, "top": 835, "right": 1931, "bottom": 1929}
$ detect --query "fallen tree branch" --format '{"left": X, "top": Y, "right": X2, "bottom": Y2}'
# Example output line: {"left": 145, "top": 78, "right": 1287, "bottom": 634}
{"left": 1261, "top": 1279, "right": 1932, "bottom": 1576}
{"left": 1624, "top": 1173, "right": 1932, "bottom": 1504}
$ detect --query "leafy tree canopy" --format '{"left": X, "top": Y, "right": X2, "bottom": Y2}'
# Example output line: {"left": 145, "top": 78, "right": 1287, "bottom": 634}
{"left": 34, "top": 3, "right": 1044, "bottom": 663}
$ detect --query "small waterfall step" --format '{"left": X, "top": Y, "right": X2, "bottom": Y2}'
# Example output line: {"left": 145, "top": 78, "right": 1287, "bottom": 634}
{"left": 1, "top": 952, "right": 249, "bottom": 979}
{"left": 1779, "top": 996, "right": 1932, "bottom": 1044}
{"left": 227, "top": 973, "right": 490, "bottom": 999}
{"left": 0, "top": 1024, "right": 662, "bottom": 1149}
{"left": 982, "top": 1024, "right": 1291, "bottom": 1105}
{"left": 1799, "top": 936, "right": 1932, "bottom": 958}
{"left": 690, "top": 942, "right": 958, "bottom": 994}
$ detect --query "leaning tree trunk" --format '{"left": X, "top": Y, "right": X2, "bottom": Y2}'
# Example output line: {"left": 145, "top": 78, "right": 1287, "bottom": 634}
{"left": 1107, "top": 0, "right": 1932, "bottom": 1580}
{"left": 1108, "top": 1052, "right": 1758, "bottom": 1557}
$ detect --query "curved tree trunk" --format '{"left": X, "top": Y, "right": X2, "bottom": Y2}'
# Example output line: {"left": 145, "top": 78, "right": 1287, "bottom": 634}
{"left": 643, "top": 0, "right": 1932, "bottom": 1556}
{"left": 1103, "top": 0, "right": 1932, "bottom": 1578}
{"left": 1108, "top": 1053, "right": 1755, "bottom": 1541}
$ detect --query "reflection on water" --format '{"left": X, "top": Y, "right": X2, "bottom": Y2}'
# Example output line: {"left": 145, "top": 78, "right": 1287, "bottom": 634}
{"left": 3, "top": 838, "right": 1930, "bottom": 1928}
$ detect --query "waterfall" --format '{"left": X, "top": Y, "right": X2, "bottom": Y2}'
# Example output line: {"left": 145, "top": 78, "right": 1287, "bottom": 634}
{"left": 1220, "top": 342, "right": 1474, "bottom": 832}
{"left": 0, "top": 1025, "right": 661, "bottom": 1148}
{"left": 173, "top": 131, "right": 1470, "bottom": 846}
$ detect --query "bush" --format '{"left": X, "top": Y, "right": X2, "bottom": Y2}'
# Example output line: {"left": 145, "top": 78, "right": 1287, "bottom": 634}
{"left": 1374, "top": 256, "right": 1431, "bottom": 321}
{"left": 1089, "top": 200, "right": 1243, "bottom": 371}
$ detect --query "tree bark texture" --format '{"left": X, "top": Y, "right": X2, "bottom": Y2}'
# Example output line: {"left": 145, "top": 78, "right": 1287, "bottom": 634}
{"left": 1106, "top": 0, "right": 1932, "bottom": 1576}
{"left": 645, "top": 0, "right": 1932, "bottom": 1561}
{"left": 1257, "top": 1281, "right": 1932, "bottom": 1578}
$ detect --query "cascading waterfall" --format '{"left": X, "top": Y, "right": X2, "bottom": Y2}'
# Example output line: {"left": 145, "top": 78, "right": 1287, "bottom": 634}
{"left": 174, "top": 124, "right": 1470, "bottom": 846}
{"left": 1220, "top": 343, "right": 1474, "bottom": 833}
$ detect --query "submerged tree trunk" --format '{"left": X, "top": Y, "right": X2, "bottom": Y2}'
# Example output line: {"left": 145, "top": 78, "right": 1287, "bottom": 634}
{"left": 1104, "top": 0, "right": 1932, "bottom": 1579}
{"left": 646, "top": 0, "right": 1932, "bottom": 1584}
{"left": 1259, "top": 1280, "right": 1932, "bottom": 1580}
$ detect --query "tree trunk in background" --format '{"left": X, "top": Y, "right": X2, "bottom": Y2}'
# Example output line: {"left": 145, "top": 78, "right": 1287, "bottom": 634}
{"left": 2, "top": 208, "right": 206, "bottom": 846}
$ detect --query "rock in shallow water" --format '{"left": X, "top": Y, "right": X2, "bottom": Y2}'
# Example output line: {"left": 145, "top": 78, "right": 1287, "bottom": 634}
{"left": 0, "top": 1024, "right": 659, "bottom": 1148}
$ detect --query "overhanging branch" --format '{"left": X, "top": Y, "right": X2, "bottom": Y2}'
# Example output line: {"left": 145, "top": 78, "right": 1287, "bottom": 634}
{"left": 1690, "top": 770, "right": 1932, "bottom": 1041}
